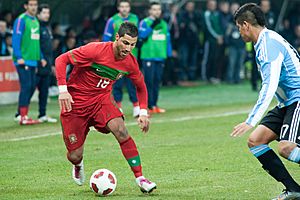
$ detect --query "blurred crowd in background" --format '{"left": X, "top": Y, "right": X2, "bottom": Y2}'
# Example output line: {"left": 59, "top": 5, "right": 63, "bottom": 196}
{"left": 1, "top": 0, "right": 300, "bottom": 92}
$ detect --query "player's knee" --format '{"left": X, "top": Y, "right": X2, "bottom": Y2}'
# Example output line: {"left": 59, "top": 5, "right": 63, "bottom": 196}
{"left": 67, "top": 149, "right": 83, "bottom": 164}
{"left": 278, "top": 141, "right": 295, "bottom": 158}
{"left": 247, "top": 136, "right": 260, "bottom": 148}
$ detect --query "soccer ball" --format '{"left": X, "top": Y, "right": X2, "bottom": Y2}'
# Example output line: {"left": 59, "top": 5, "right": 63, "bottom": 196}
{"left": 89, "top": 169, "right": 117, "bottom": 196}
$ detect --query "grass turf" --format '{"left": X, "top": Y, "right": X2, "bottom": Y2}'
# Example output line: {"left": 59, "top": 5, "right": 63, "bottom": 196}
{"left": 1, "top": 82, "right": 299, "bottom": 199}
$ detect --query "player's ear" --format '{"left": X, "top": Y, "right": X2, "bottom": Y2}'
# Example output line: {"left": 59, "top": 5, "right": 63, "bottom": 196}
{"left": 115, "top": 33, "right": 120, "bottom": 41}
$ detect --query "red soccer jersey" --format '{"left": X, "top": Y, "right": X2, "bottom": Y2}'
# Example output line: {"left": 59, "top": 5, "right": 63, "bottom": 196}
{"left": 56, "top": 42, "right": 148, "bottom": 109}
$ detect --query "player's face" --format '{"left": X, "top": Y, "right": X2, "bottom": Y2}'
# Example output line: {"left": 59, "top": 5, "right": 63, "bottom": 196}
{"left": 38, "top": 8, "right": 50, "bottom": 22}
{"left": 0, "top": 21, "right": 7, "bottom": 34}
{"left": 236, "top": 21, "right": 252, "bottom": 42}
{"left": 118, "top": 2, "right": 130, "bottom": 18}
{"left": 115, "top": 33, "right": 137, "bottom": 59}
{"left": 150, "top": 5, "right": 162, "bottom": 19}
{"left": 25, "top": 0, "right": 38, "bottom": 16}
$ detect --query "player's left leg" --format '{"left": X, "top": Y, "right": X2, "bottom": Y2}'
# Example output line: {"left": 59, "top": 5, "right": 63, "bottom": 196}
{"left": 106, "top": 117, "right": 156, "bottom": 193}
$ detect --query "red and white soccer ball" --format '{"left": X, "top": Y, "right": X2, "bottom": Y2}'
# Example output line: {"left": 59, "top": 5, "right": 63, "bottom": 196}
{"left": 89, "top": 169, "right": 117, "bottom": 196}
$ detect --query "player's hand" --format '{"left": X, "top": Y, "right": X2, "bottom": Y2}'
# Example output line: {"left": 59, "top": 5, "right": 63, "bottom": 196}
{"left": 41, "top": 59, "right": 47, "bottom": 67}
{"left": 17, "top": 58, "right": 25, "bottom": 65}
{"left": 231, "top": 122, "right": 253, "bottom": 137}
{"left": 58, "top": 92, "right": 74, "bottom": 112}
{"left": 137, "top": 115, "right": 150, "bottom": 133}
{"left": 217, "top": 36, "right": 224, "bottom": 45}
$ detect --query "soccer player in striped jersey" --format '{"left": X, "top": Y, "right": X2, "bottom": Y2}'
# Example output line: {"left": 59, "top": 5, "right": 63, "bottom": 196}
{"left": 231, "top": 3, "right": 300, "bottom": 199}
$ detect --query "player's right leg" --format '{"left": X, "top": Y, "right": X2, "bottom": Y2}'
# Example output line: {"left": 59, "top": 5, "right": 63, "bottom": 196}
{"left": 249, "top": 105, "right": 300, "bottom": 197}
{"left": 67, "top": 146, "right": 85, "bottom": 186}
{"left": 60, "top": 110, "right": 90, "bottom": 186}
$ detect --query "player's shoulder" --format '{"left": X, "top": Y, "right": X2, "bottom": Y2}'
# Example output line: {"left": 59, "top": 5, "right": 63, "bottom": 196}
{"left": 129, "top": 13, "right": 138, "bottom": 19}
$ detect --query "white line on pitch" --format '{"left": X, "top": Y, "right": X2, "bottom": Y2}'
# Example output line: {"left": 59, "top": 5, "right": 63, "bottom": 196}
{"left": 2, "top": 110, "right": 248, "bottom": 142}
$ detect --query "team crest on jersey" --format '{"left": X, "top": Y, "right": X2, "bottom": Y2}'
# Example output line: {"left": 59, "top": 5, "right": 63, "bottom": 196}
{"left": 69, "top": 134, "right": 77, "bottom": 144}
{"left": 116, "top": 73, "right": 124, "bottom": 80}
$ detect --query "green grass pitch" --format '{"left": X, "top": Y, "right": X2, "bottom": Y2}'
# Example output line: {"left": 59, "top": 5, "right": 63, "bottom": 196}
{"left": 1, "top": 82, "right": 299, "bottom": 199}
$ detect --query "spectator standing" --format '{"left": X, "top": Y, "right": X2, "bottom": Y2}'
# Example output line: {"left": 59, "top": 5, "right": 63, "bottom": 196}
{"left": 260, "top": 0, "right": 276, "bottom": 30}
{"left": 36, "top": 4, "right": 57, "bottom": 123}
{"left": 1, "top": 10, "right": 13, "bottom": 33}
{"left": 163, "top": 3, "right": 180, "bottom": 86}
{"left": 201, "top": 0, "right": 223, "bottom": 84}
{"left": 279, "top": 18, "right": 294, "bottom": 44}
{"left": 103, "top": 0, "right": 140, "bottom": 118}
{"left": 218, "top": 1, "right": 230, "bottom": 80}
{"left": 225, "top": 2, "right": 245, "bottom": 84}
{"left": 12, "top": 0, "right": 47, "bottom": 125}
{"left": 0, "top": 18, "right": 10, "bottom": 56}
{"left": 139, "top": 2, "right": 172, "bottom": 114}
{"left": 293, "top": 24, "right": 300, "bottom": 54}
{"left": 178, "top": 1, "right": 201, "bottom": 81}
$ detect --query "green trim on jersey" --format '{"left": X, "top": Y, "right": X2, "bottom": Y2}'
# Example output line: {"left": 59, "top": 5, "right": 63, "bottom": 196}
{"left": 90, "top": 63, "right": 129, "bottom": 80}
{"left": 69, "top": 50, "right": 77, "bottom": 63}
{"left": 13, "top": 13, "right": 40, "bottom": 62}
{"left": 112, "top": 13, "right": 139, "bottom": 57}
{"left": 140, "top": 18, "right": 168, "bottom": 59}
{"left": 127, "top": 155, "right": 141, "bottom": 167}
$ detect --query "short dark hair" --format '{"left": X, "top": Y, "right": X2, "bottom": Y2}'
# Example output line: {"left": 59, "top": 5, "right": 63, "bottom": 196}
{"left": 234, "top": 3, "right": 266, "bottom": 27}
{"left": 118, "top": 22, "right": 138, "bottom": 38}
{"left": 38, "top": 4, "right": 50, "bottom": 14}
{"left": 24, "top": 0, "right": 38, "bottom": 5}
{"left": 118, "top": 0, "right": 131, "bottom": 6}
{"left": 149, "top": 2, "right": 161, "bottom": 9}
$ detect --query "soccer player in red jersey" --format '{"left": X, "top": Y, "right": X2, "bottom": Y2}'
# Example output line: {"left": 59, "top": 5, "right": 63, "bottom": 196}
{"left": 55, "top": 22, "right": 156, "bottom": 193}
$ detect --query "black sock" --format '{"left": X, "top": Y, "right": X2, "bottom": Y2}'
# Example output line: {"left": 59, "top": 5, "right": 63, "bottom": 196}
{"left": 256, "top": 148, "right": 300, "bottom": 192}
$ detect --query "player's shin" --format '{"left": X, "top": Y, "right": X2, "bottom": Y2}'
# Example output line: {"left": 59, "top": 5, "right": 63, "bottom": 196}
{"left": 119, "top": 136, "right": 142, "bottom": 178}
{"left": 288, "top": 146, "right": 300, "bottom": 163}
{"left": 250, "top": 144, "right": 300, "bottom": 192}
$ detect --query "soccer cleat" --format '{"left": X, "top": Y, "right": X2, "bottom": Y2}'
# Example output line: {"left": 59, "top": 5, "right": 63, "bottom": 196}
{"left": 72, "top": 161, "right": 85, "bottom": 186}
{"left": 136, "top": 176, "right": 157, "bottom": 193}
{"left": 20, "top": 117, "right": 40, "bottom": 125}
{"left": 38, "top": 116, "right": 58, "bottom": 123}
{"left": 133, "top": 106, "right": 140, "bottom": 118}
{"left": 272, "top": 189, "right": 300, "bottom": 200}
{"left": 149, "top": 106, "right": 166, "bottom": 114}
{"left": 14, "top": 114, "right": 22, "bottom": 122}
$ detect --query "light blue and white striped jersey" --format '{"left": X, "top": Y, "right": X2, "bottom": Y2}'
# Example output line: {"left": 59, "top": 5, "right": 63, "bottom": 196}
{"left": 246, "top": 28, "right": 300, "bottom": 127}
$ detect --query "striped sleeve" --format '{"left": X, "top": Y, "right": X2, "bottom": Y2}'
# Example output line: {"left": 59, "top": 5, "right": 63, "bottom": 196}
{"left": 246, "top": 40, "right": 283, "bottom": 126}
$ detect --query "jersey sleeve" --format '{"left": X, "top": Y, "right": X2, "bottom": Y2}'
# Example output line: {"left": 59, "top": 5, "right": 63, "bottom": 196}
{"left": 127, "top": 58, "right": 148, "bottom": 110}
{"left": 12, "top": 17, "right": 25, "bottom": 60}
{"left": 246, "top": 41, "right": 283, "bottom": 127}
{"left": 102, "top": 18, "right": 114, "bottom": 42}
{"left": 67, "top": 42, "right": 100, "bottom": 66}
{"left": 55, "top": 42, "right": 101, "bottom": 87}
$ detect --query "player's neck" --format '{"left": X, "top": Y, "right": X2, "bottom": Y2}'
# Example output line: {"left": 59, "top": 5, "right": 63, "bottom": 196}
{"left": 119, "top": 13, "right": 129, "bottom": 19}
{"left": 253, "top": 26, "right": 265, "bottom": 43}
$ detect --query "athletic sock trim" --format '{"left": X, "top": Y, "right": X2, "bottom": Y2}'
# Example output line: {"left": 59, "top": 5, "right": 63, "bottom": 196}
{"left": 250, "top": 144, "right": 271, "bottom": 157}
{"left": 288, "top": 147, "right": 300, "bottom": 163}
